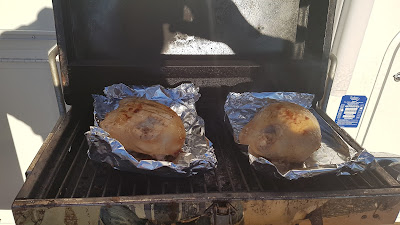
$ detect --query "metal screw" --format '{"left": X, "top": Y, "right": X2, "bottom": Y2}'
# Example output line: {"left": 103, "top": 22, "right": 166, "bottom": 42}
{"left": 361, "top": 215, "right": 367, "bottom": 219}
{"left": 394, "top": 72, "right": 400, "bottom": 82}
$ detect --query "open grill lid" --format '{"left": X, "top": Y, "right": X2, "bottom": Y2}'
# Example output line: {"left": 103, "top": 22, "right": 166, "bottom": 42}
{"left": 52, "top": 0, "right": 336, "bottom": 105}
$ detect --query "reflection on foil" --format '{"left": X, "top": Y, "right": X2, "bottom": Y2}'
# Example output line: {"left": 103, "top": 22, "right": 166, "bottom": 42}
{"left": 224, "top": 91, "right": 375, "bottom": 180}
{"left": 85, "top": 83, "right": 217, "bottom": 177}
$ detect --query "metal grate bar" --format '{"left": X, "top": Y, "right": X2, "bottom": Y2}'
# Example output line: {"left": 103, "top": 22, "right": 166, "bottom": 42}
{"left": 374, "top": 166, "right": 400, "bottom": 187}
{"left": 215, "top": 136, "right": 236, "bottom": 191}
{"left": 203, "top": 174, "right": 208, "bottom": 193}
{"left": 314, "top": 176, "right": 327, "bottom": 190}
{"left": 232, "top": 156, "right": 250, "bottom": 192}
{"left": 346, "top": 175, "right": 361, "bottom": 187}
{"left": 86, "top": 165, "right": 99, "bottom": 198}
{"left": 162, "top": 182, "right": 167, "bottom": 194}
{"left": 117, "top": 174, "right": 123, "bottom": 196}
{"left": 146, "top": 177, "right": 151, "bottom": 195}
{"left": 71, "top": 156, "right": 89, "bottom": 197}
{"left": 176, "top": 181, "right": 179, "bottom": 194}
{"left": 358, "top": 174, "right": 373, "bottom": 188}
{"left": 365, "top": 171, "right": 385, "bottom": 187}
{"left": 214, "top": 169, "right": 222, "bottom": 192}
{"left": 334, "top": 175, "right": 349, "bottom": 190}
{"left": 102, "top": 169, "right": 112, "bottom": 197}
{"left": 189, "top": 180, "right": 194, "bottom": 193}
{"left": 267, "top": 174, "right": 279, "bottom": 191}
{"left": 132, "top": 183, "right": 136, "bottom": 196}
{"left": 250, "top": 168, "right": 264, "bottom": 191}
{"left": 41, "top": 121, "right": 81, "bottom": 198}
{"left": 369, "top": 171, "right": 388, "bottom": 187}
{"left": 222, "top": 127, "right": 252, "bottom": 191}
{"left": 55, "top": 139, "right": 86, "bottom": 198}
{"left": 222, "top": 161, "right": 236, "bottom": 191}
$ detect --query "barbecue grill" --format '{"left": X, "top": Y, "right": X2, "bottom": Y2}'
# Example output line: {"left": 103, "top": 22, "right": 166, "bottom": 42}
{"left": 12, "top": 0, "right": 400, "bottom": 224}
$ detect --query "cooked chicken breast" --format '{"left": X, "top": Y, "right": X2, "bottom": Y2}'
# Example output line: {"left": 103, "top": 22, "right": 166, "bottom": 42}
{"left": 239, "top": 101, "right": 321, "bottom": 163}
{"left": 100, "top": 98, "right": 186, "bottom": 160}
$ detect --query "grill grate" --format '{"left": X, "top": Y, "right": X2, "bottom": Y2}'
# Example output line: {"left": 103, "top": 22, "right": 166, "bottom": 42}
{"left": 44, "top": 121, "right": 400, "bottom": 200}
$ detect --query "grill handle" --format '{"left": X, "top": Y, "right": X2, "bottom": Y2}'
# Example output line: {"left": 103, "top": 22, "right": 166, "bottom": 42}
{"left": 48, "top": 45, "right": 66, "bottom": 116}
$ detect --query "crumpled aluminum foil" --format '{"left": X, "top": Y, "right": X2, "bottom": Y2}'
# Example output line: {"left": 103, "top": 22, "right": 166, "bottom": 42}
{"left": 224, "top": 91, "right": 376, "bottom": 180}
{"left": 85, "top": 83, "right": 217, "bottom": 177}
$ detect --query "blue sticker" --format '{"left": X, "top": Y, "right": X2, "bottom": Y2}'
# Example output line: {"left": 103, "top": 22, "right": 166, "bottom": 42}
{"left": 335, "top": 95, "right": 367, "bottom": 128}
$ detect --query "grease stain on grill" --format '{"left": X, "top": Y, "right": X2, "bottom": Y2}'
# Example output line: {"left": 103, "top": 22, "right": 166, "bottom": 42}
{"left": 14, "top": 208, "right": 46, "bottom": 225}
{"left": 64, "top": 207, "right": 78, "bottom": 225}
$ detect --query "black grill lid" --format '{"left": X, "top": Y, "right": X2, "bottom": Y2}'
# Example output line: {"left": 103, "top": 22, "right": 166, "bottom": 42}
{"left": 52, "top": 0, "right": 336, "bottom": 105}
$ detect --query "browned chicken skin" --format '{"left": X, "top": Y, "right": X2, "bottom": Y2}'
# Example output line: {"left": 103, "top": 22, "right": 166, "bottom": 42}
{"left": 239, "top": 101, "right": 321, "bottom": 163}
{"left": 100, "top": 98, "right": 186, "bottom": 161}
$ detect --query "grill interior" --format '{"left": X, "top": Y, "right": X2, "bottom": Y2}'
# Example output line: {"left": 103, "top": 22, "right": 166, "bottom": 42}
{"left": 30, "top": 108, "right": 400, "bottom": 200}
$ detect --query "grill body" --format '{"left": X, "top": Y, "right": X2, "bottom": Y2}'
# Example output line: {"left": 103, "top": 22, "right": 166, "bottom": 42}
{"left": 12, "top": 0, "right": 400, "bottom": 224}
{"left": 12, "top": 107, "right": 400, "bottom": 225}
